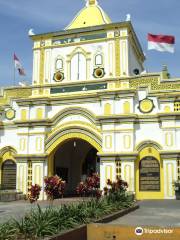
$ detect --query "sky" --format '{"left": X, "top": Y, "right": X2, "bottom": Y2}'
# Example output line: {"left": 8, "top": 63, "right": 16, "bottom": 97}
{"left": 0, "top": 0, "right": 180, "bottom": 87}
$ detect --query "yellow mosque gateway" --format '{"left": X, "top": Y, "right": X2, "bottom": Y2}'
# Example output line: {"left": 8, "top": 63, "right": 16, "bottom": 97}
{"left": 0, "top": 0, "right": 180, "bottom": 200}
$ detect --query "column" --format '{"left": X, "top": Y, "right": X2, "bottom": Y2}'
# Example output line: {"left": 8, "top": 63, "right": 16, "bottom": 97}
{"left": 121, "top": 161, "right": 135, "bottom": 192}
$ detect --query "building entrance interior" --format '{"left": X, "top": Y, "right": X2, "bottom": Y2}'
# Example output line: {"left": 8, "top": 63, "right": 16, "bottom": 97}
{"left": 54, "top": 138, "right": 99, "bottom": 195}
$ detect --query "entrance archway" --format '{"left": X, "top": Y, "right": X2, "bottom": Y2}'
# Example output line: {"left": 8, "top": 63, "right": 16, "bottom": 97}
{"left": 1, "top": 160, "right": 16, "bottom": 190}
{"left": 53, "top": 138, "right": 99, "bottom": 194}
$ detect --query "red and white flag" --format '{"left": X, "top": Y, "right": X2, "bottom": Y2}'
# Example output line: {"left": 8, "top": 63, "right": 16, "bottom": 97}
{"left": 14, "top": 53, "right": 26, "bottom": 76}
{"left": 147, "top": 34, "right": 175, "bottom": 53}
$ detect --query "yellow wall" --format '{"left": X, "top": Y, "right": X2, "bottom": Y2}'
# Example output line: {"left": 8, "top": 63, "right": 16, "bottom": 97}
{"left": 21, "top": 109, "right": 27, "bottom": 121}
{"left": 104, "top": 103, "right": 111, "bottom": 115}
{"left": 123, "top": 101, "right": 130, "bottom": 114}
{"left": 36, "top": 108, "right": 43, "bottom": 120}
{"left": 48, "top": 153, "right": 54, "bottom": 176}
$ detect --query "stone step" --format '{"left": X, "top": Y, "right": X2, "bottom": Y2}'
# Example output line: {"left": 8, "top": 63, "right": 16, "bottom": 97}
{"left": 0, "top": 191, "right": 25, "bottom": 202}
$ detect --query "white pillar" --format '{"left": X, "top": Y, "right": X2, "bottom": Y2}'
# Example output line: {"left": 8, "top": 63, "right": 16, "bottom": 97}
{"left": 16, "top": 161, "right": 28, "bottom": 194}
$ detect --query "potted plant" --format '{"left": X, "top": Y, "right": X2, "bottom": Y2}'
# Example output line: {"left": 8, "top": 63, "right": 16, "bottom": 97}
{"left": 173, "top": 180, "right": 180, "bottom": 200}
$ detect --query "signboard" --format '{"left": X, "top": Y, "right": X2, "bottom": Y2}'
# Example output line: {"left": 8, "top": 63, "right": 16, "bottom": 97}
{"left": 87, "top": 224, "right": 180, "bottom": 240}
{"left": 139, "top": 156, "right": 160, "bottom": 191}
{"left": 52, "top": 33, "right": 107, "bottom": 45}
{"left": 50, "top": 83, "right": 107, "bottom": 94}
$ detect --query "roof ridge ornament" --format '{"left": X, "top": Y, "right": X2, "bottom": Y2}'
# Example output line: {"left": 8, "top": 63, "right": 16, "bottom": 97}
{"left": 86, "top": 0, "right": 98, "bottom": 7}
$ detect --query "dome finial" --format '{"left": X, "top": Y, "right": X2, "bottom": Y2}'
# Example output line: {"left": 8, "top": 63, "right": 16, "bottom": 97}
{"left": 86, "top": 0, "right": 98, "bottom": 6}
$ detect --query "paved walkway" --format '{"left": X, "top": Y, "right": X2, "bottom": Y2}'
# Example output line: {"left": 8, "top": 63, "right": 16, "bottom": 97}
{"left": 1, "top": 199, "right": 180, "bottom": 227}
{"left": 110, "top": 200, "right": 180, "bottom": 227}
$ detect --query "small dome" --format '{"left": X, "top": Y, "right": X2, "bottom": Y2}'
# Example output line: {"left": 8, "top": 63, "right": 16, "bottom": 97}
{"left": 66, "top": 0, "right": 111, "bottom": 30}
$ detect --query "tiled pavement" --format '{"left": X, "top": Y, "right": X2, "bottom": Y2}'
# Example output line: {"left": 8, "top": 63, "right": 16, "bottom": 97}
{"left": 109, "top": 200, "right": 180, "bottom": 227}
{"left": 0, "top": 198, "right": 87, "bottom": 224}
{"left": 1, "top": 199, "right": 180, "bottom": 227}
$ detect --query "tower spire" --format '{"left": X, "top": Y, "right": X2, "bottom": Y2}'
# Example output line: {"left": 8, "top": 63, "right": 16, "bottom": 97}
{"left": 86, "top": 0, "right": 98, "bottom": 6}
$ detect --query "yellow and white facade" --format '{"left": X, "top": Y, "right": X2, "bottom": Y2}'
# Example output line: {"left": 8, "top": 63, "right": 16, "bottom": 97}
{"left": 0, "top": 0, "right": 180, "bottom": 199}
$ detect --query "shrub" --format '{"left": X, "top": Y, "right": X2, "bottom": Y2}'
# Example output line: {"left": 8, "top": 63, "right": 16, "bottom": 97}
{"left": 28, "top": 184, "right": 41, "bottom": 203}
{"left": 76, "top": 181, "right": 87, "bottom": 197}
{"left": 13, "top": 205, "right": 59, "bottom": 238}
{"left": 0, "top": 221, "right": 17, "bottom": 240}
{"left": 44, "top": 175, "right": 66, "bottom": 200}
{"left": 104, "top": 177, "right": 129, "bottom": 203}
{"left": 0, "top": 175, "right": 134, "bottom": 239}
{"left": 76, "top": 173, "right": 102, "bottom": 199}
{"left": 0, "top": 193, "right": 134, "bottom": 239}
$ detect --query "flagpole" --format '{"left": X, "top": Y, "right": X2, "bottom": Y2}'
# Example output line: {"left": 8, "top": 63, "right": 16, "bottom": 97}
{"left": 13, "top": 53, "right": 15, "bottom": 86}
{"left": 14, "top": 53, "right": 26, "bottom": 84}
{"left": 13, "top": 65, "right": 16, "bottom": 86}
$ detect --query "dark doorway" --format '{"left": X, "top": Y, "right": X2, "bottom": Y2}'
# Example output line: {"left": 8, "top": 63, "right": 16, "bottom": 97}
{"left": 82, "top": 148, "right": 99, "bottom": 176}
{"left": 54, "top": 138, "right": 98, "bottom": 194}
{"left": 1, "top": 160, "right": 16, "bottom": 190}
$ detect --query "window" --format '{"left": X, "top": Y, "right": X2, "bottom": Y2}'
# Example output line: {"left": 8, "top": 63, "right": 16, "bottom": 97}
{"left": 174, "top": 101, "right": 180, "bottom": 112}
{"left": 95, "top": 54, "right": 103, "bottom": 65}
{"left": 70, "top": 53, "right": 86, "bottom": 81}
{"left": 56, "top": 59, "right": 63, "bottom": 70}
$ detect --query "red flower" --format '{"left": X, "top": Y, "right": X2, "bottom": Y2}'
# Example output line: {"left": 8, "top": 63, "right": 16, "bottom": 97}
{"left": 107, "top": 179, "right": 112, "bottom": 186}
{"left": 28, "top": 184, "right": 41, "bottom": 204}
{"left": 76, "top": 173, "right": 101, "bottom": 199}
{"left": 44, "top": 175, "right": 66, "bottom": 200}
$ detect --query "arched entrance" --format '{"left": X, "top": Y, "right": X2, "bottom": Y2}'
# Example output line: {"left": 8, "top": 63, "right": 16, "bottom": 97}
{"left": 54, "top": 138, "right": 99, "bottom": 194}
{"left": 1, "top": 160, "right": 16, "bottom": 190}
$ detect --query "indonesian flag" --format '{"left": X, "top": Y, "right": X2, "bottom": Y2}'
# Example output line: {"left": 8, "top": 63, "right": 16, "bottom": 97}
{"left": 14, "top": 53, "right": 26, "bottom": 76}
{"left": 147, "top": 34, "right": 175, "bottom": 53}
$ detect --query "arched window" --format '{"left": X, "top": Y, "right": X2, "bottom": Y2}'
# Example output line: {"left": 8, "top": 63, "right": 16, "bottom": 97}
{"left": 95, "top": 54, "right": 103, "bottom": 65}
{"left": 70, "top": 53, "right": 86, "bottom": 81}
{"left": 56, "top": 59, "right": 63, "bottom": 70}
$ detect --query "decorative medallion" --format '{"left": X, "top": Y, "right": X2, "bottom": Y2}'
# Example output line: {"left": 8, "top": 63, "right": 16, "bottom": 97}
{"left": 5, "top": 108, "right": 16, "bottom": 120}
{"left": 40, "top": 40, "right": 45, "bottom": 47}
{"left": 138, "top": 98, "right": 154, "bottom": 113}
{"left": 93, "top": 67, "right": 105, "bottom": 78}
{"left": 114, "top": 30, "right": 120, "bottom": 37}
{"left": 53, "top": 71, "right": 64, "bottom": 82}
